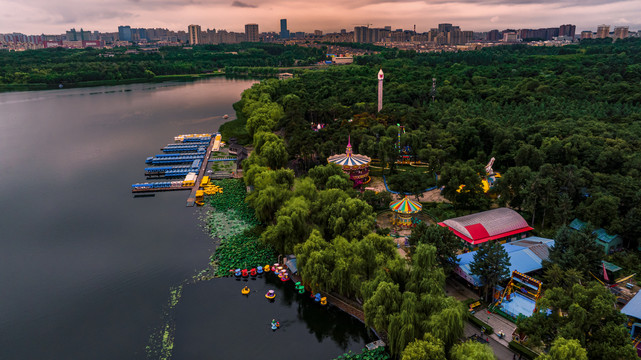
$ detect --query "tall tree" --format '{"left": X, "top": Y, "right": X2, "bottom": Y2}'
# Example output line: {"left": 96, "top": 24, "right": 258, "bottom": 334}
{"left": 548, "top": 226, "right": 601, "bottom": 277}
{"left": 449, "top": 340, "right": 495, "bottom": 360}
{"left": 407, "top": 223, "right": 460, "bottom": 274}
{"left": 401, "top": 334, "right": 446, "bottom": 360}
{"left": 517, "top": 283, "right": 637, "bottom": 360}
{"left": 470, "top": 241, "right": 511, "bottom": 302}
{"left": 537, "top": 337, "right": 588, "bottom": 360}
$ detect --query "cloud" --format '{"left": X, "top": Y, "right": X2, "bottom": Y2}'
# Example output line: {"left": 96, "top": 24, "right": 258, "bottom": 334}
{"left": 490, "top": 15, "right": 499, "bottom": 23}
{"left": 231, "top": 0, "right": 257, "bottom": 7}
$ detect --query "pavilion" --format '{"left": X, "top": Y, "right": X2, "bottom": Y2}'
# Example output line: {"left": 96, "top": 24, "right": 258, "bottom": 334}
{"left": 327, "top": 136, "right": 371, "bottom": 186}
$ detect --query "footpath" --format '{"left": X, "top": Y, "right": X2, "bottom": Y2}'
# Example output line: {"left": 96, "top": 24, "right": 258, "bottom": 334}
{"left": 447, "top": 278, "right": 518, "bottom": 359}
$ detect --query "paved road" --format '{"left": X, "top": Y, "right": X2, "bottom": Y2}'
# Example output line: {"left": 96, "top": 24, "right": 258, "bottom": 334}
{"left": 464, "top": 322, "right": 518, "bottom": 360}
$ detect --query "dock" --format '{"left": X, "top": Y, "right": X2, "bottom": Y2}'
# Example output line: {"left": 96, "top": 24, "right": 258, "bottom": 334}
{"left": 132, "top": 132, "right": 227, "bottom": 206}
{"left": 186, "top": 134, "right": 217, "bottom": 207}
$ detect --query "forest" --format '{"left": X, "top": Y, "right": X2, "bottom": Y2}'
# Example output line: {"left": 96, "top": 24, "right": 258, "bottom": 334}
{"left": 225, "top": 38, "right": 641, "bottom": 359}
{"left": 0, "top": 42, "right": 326, "bottom": 88}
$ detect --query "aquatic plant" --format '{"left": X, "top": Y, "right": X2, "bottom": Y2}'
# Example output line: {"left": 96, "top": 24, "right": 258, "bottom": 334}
{"left": 334, "top": 347, "right": 390, "bottom": 360}
{"left": 205, "top": 179, "right": 277, "bottom": 276}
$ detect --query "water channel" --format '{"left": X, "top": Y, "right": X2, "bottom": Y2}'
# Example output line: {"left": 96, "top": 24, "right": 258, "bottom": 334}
{"left": 0, "top": 78, "right": 374, "bottom": 359}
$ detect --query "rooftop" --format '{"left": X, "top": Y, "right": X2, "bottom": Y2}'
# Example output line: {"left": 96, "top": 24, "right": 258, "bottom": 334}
{"left": 439, "top": 208, "right": 533, "bottom": 245}
{"left": 568, "top": 218, "right": 620, "bottom": 244}
{"left": 456, "top": 236, "right": 554, "bottom": 286}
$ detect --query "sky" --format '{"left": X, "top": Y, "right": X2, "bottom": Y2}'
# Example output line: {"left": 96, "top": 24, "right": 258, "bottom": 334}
{"left": 1, "top": 0, "right": 640, "bottom": 35}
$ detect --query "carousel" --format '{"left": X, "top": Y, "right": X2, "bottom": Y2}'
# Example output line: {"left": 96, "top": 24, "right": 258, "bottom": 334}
{"left": 327, "top": 136, "right": 371, "bottom": 186}
{"left": 389, "top": 196, "right": 423, "bottom": 227}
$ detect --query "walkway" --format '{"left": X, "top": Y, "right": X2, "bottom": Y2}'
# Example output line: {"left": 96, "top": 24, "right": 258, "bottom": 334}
{"left": 464, "top": 322, "right": 517, "bottom": 360}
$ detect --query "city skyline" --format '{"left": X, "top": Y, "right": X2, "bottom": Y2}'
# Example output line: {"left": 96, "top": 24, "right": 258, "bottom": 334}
{"left": 1, "top": 0, "right": 639, "bottom": 34}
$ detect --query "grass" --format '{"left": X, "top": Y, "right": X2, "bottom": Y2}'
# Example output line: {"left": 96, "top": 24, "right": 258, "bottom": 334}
{"left": 219, "top": 117, "right": 251, "bottom": 145}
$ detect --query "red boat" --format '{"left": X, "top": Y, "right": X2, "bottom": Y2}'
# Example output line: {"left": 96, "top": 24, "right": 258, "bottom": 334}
{"left": 241, "top": 269, "right": 249, "bottom": 277}
{"left": 250, "top": 268, "right": 257, "bottom": 276}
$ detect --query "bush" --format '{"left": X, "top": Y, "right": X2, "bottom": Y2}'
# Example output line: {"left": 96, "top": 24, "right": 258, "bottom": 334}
{"left": 468, "top": 315, "right": 494, "bottom": 335}
{"left": 508, "top": 341, "right": 540, "bottom": 360}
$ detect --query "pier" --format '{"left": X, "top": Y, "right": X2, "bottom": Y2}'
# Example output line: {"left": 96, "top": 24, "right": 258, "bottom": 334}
{"left": 186, "top": 133, "right": 217, "bottom": 207}
{"left": 132, "top": 133, "right": 216, "bottom": 199}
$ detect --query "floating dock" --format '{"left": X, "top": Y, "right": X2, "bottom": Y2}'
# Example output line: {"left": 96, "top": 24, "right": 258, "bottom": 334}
{"left": 132, "top": 132, "right": 225, "bottom": 207}
{"left": 212, "top": 133, "right": 222, "bottom": 151}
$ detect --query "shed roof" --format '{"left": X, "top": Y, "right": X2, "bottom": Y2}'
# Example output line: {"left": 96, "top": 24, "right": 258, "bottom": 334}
{"left": 439, "top": 208, "right": 533, "bottom": 245}
{"left": 568, "top": 218, "right": 621, "bottom": 244}
{"left": 622, "top": 291, "right": 641, "bottom": 320}
{"left": 455, "top": 237, "right": 554, "bottom": 286}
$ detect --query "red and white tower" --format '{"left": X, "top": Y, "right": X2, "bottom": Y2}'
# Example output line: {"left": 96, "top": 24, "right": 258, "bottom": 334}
{"left": 377, "top": 69, "right": 384, "bottom": 112}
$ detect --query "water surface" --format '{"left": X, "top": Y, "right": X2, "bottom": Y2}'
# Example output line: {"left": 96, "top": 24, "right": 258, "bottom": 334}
{"left": 0, "top": 78, "right": 373, "bottom": 359}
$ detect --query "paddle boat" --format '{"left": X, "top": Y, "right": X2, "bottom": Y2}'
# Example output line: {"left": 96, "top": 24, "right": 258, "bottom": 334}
{"left": 294, "top": 282, "right": 305, "bottom": 294}
{"left": 250, "top": 268, "right": 257, "bottom": 277}
{"left": 279, "top": 271, "right": 289, "bottom": 282}
{"left": 233, "top": 269, "right": 241, "bottom": 277}
{"left": 257, "top": 266, "right": 263, "bottom": 275}
{"left": 241, "top": 286, "right": 250, "bottom": 295}
{"left": 272, "top": 264, "right": 279, "bottom": 273}
{"left": 320, "top": 297, "right": 327, "bottom": 306}
{"left": 314, "top": 293, "right": 321, "bottom": 302}
{"left": 271, "top": 319, "right": 280, "bottom": 331}
{"left": 241, "top": 269, "right": 249, "bottom": 278}
{"left": 265, "top": 290, "right": 276, "bottom": 300}
{"left": 264, "top": 264, "right": 270, "bottom": 272}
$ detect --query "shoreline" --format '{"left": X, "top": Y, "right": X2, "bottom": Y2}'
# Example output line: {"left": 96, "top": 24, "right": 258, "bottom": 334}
{"left": 0, "top": 73, "right": 228, "bottom": 93}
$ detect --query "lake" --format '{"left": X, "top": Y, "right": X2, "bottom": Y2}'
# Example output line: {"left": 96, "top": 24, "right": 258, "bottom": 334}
{"left": 0, "top": 78, "right": 374, "bottom": 359}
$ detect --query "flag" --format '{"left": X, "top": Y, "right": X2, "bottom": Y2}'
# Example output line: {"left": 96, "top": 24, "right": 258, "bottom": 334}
{"left": 603, "top": 262, "right": 610, "bottom": 282}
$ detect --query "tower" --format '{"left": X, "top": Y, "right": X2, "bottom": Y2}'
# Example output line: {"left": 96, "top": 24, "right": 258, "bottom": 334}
{"left": 280, "top": 19, "right": 289, "bottom": 39}
{"left": 245, "top": 24, "right": 259, "bottom": 42}
{"left": 377, "top": 69, "right": 384, "bottom": 112}
{"left": 188, "top": 24, "right": 201, "bottom": 45}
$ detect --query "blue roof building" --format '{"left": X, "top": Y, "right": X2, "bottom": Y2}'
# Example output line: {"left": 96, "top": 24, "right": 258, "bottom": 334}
{"left": 568, "top": 218, "right": 623, "bottom": 254}
{"left": 454, "top": 237, "right": 554, "bottom": 287}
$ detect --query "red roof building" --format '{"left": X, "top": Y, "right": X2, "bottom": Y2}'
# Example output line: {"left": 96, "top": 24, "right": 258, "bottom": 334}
{"left": 438, "top": 208, "right": 533, "bottom": 250}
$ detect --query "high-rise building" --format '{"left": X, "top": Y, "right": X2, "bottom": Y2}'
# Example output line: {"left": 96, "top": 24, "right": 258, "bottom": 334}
{"left": 280, "top": 19, "right": 289, "bottom": 39}
{"left": 354, "top": 26, "right": 368, "bottom": 43}
{"left": 614, "top": 26, "right": 629, "bottom": 40}
{"left": 597, "top": 25, "right": 610, "bottom": 38}
{"left": 580, "top": 31, "right": 593, "bottom": 39}
{"left": 188, "top": 24, "right": 201, "bottom": 45}
{"left": 559, "top": 24, "right": 576, "bottom": 38}
{"left": 314, "top": 30, "right": 323, "bottom": 36}
{"left": 118, "top": 26, "right": 132, "bottom": 41}
{"left": 438, "top": 23, "right": 453, "bottom": 34}
{"left": 245, "top": 24, "right": 259, "bottom": 42}
{"left": 487, "top": 29, "right": 500, "bottom": 41}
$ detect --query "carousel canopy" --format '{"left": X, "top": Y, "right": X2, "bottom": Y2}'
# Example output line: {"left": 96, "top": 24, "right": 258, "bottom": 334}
{"left": 327, "top": 135, "right": 371, "bottom": 167}
{"left": 389, "top": 196, "right": 423, "bottom": 214}
{"left": 328, "top": 153, "right": 371, "bottom": 167}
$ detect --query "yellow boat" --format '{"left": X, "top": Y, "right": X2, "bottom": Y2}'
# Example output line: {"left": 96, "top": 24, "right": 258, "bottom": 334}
{"left": 241, "top": 286, "right": 250, "bottom": 295}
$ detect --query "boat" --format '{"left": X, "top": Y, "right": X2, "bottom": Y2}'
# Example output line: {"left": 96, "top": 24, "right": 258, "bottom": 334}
{"left": 270, "top": 319, "right": 280, "bottom": 331}
{"left": 250, "top": 268, "right": 257, "bottom": 277}
{"left": 264, "top": 264, "right": 270, "bottom": 272}
{"left": 241, "top": 286, "right": 250, "bottom": 295}
{"left": 223, "top": 114, "right": 229, "bottom": 119}
{"left": 233, "top": 269, "right": 241, "bottom": 277}
{"left": 279, "top": 270, "right": 289, "bottom": 282}
{"left": 320, "top": 297, "right": 327, "bottom": 306}
{"left": 241, "top": 269, "right": 249, "bottom": 277}
{"left": 265, "top": 290, "right": 276, "bottom": 300}
{"left": 257, "top": 266, "right": 264, "bottom": 275}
